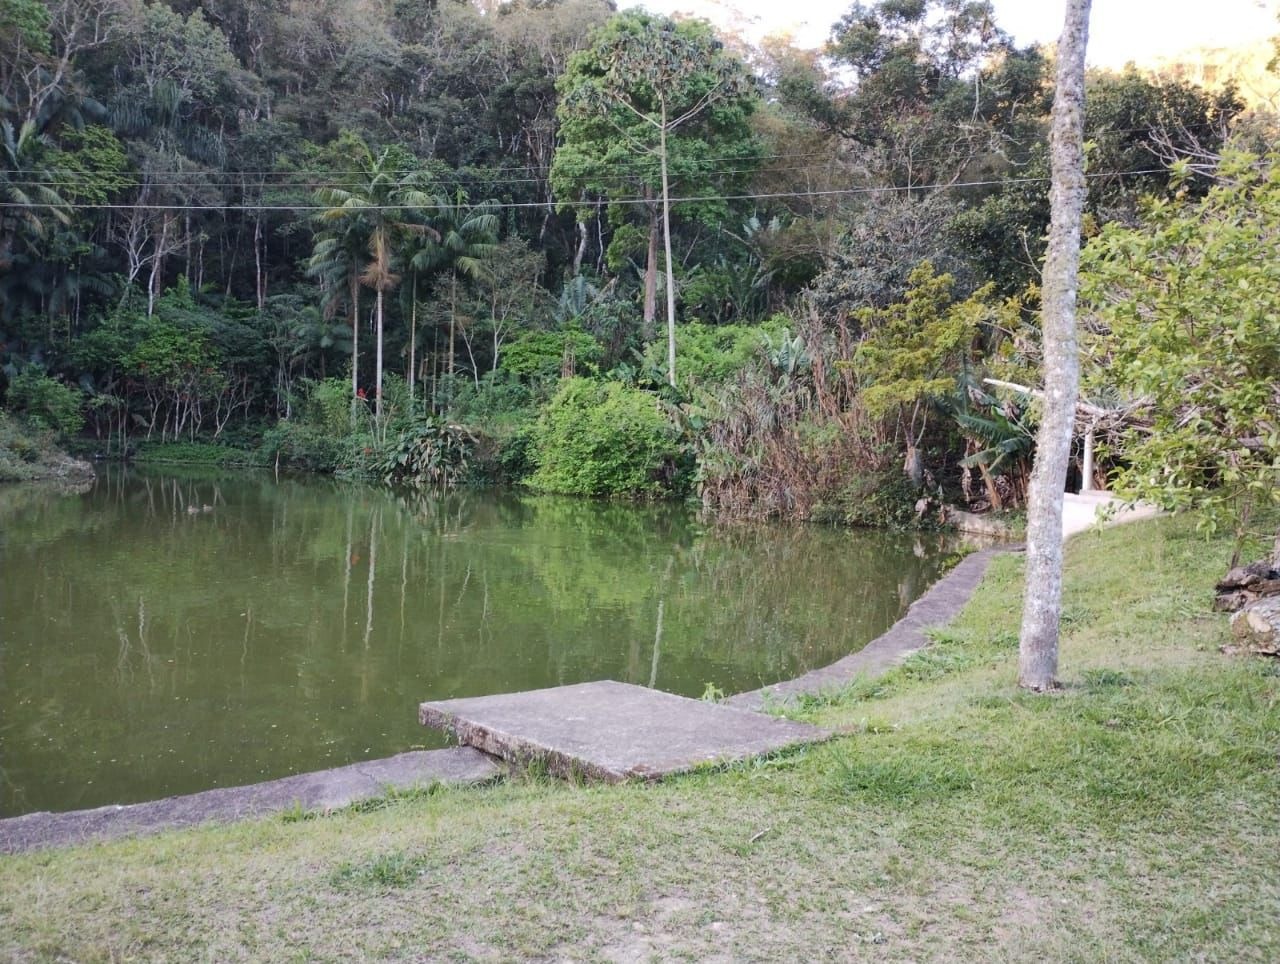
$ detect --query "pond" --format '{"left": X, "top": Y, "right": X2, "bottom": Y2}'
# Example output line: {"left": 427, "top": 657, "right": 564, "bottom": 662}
{"left": 0, "top": 468, "right": 962, "bottom": 816}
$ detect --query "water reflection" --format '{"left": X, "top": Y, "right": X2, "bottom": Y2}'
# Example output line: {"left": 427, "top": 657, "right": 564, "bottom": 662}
{"left": 0, "top": 467, "right": 961, "bottom": 815}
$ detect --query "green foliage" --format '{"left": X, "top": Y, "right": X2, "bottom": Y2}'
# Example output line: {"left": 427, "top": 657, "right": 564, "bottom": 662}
{"left": 639, "top": 320, "right": 786, "bottom": 388}
{"left": 500, "top": 329, "right": 601, "bottom": 383}
{"left": 0, "top": 0, "right": 50, "bottom": 54}
{"left": 551, "top": 11, "right": 759, "bottom": 220}
{"left": 551, "top": 8, "right": 761, "bottom": 368}
{"left": 527, "top": 377, "right": 683, "bottom": 497}
{"left": 4, "top": 368, "right": 84, "bottom": 435}
{"left": 132, "top": 440, "right": 264, "bottom": 466}
{"left": 0, "top": 410, "right": 53, "bottom": 480}
{"left": 823, "top": 465, "right": 925, "bottom": 530}
{"left": 378, "top": 418, "right": 474, "bottom": 490}
{"left": 448, "top": 374, "right": 534, "bottom": 426}
{"left": 1083, "top": 152, "right": 1280, "bottom": 551}
{"left": 852, "top": 263, "right": 988, "bottom": 421}
{"left": 301, "top": 377, "right": 366, "bottom": 436}
{"left": 489, "top": 421, "right": 537, "bottom": 483}
{"left": 259, "top": 422, "right": 365, "bottom": 474}
{"left": 259, "top": 377, "right": 374, "bottom": 473}
{"left": 329, "top": 851, "right": 431, "bottom": 891}
{"left": 53, "top": 126, "right": 131, "bottom": 205}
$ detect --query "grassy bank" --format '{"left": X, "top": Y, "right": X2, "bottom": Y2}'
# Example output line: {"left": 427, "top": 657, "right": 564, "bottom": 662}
{"left": 0, "top": 413, "right": 94, "bottom": 484}
{"left": 2, "top": 516, "right": 1277, "bottom": 961}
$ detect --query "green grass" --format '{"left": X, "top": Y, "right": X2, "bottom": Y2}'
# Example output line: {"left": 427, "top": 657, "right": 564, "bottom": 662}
{"left": 1, "top": 515, "right": 1277, "bottom": 961}
{"left": 133, "top": 439, "right": 267, "bottom": 467}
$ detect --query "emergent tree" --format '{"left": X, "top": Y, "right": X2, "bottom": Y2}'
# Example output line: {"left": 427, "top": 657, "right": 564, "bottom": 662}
{"left": 552, "top": 11, "right": 757, "bottom": 386}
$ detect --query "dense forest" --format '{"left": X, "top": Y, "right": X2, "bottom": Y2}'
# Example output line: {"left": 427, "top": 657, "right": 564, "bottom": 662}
{"left": 1, "top": 0, "right": 1276, "bottom": 536}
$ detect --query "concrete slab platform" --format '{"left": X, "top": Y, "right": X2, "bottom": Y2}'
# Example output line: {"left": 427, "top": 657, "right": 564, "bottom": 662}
{"left": 420, "top": 680, "right": 829, "bottom": 782}
{"left": 0, "top": 747, "right": 501, "bottom": 854}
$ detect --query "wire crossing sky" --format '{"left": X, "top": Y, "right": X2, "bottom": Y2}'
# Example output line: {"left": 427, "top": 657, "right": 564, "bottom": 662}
{"left": 620, "top": 0, "right": 1279, "bottom": 66}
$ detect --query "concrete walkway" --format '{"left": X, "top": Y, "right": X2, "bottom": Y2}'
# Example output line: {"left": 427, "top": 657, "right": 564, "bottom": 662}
{"left": 1062, "top": 491, "right": 1159, "bottom": 539}
{"left": 0, "top": 748, "right": 500, "bottom": 855}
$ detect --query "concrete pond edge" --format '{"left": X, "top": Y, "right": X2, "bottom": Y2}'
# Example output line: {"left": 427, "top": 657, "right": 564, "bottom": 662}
{"left": 1, "top": 543, "right": 1015, "bottom": 855}
{"left": 726, "top": 545, "right": 1013, "bottom": 712}
{"left": 0, "top": 748, "right": 502, "bottom": 855}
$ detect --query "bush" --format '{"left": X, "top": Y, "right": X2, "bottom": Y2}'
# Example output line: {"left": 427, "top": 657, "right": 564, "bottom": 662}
{"left": 0, "top": 411, "right": 94, "bottom": 483}
{"left": 447, "top": 372, "right": 535, "bottom": 430}
{"left": 4, "top": 369, "right": 84, "bottom": 436}
{"left": 489, "top": 421, "right": 537, "bottom": 482}
{"left": 300, "top": 377, "right": 370, "bottom": 436}
{"left": 378, "top": 418, "right": 474, "bottom": 490}
{"left": 527, "top": 377, "right": 683, "bottom": 497}
{"left": 827, "top": 467, "right": 925, "bottom": 529}
{"left": 259, "top": 422, "right": 371, "bottom": 474}
{"left": 639, "top": 318, "right": 789, "bottom": 388}
{"left": 500, "top": 329, "right": 601, "bottom": 383}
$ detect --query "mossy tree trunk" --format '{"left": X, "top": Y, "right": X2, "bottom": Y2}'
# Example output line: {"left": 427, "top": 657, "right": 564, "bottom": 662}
{"left": 1018, "top": 0, "right": 1091, "bottom": 692}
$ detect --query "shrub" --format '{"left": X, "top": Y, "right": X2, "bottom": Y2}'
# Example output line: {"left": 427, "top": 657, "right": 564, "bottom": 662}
{"left": 378, "top": 418, "right": 474, "bottom": 490}
{"left": 4, "top": 369, "right": 84, "bottom": 436}
{"left": 829, "top": 466, "right": 925, "bottom": 529}
{"left": 301, "top": 377, "right": 369, "bottom": 436}
{"left": 527, "top": 377, "right": 683, "bottom": 497}
{"left": 639, "top": 318, "right": 789, "bottom": 388}
{"left": 259, "top": 422, "right": 369, "bottom": 474}
{"left": 490, "top": 420, "right": 537, "bottom": 482}
{"left": 447, "top": 372, "right": 535, "bottom": 430}
{"left": 500, "top": 329, "right": 601, "bottom": 383}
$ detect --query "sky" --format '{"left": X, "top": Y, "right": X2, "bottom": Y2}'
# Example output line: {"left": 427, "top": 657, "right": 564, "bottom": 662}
{"left": 617, "top": 0, "right": 1280, "bottom": 67}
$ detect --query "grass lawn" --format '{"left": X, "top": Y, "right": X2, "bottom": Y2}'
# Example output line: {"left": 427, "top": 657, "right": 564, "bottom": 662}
{"left": 2, "top": 515, "right": 1277, "bottom": 962}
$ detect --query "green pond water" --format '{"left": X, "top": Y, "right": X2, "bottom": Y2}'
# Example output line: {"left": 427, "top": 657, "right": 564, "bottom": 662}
{"left": 0, "top": 468, "right": 961, "bottom": 817}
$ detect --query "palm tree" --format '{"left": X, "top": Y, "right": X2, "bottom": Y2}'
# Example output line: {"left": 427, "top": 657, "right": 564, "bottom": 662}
{"left": 307, "top": 220, "right": 367, "bottom": 405}
{"left": 312, "top": 144, "right": 436, "bottom": 422}
{"left": 0, "top": 120, "right": 70, "bottom": 275}
{"left": 409, "top": 190, "right": 499, "bottom": 407}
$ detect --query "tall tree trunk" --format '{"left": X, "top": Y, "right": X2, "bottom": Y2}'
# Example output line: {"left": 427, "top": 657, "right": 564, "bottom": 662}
{"left": 572, "top": 219, "right": 589, "bottom": 276}
{"left": 375, "top": 287, "right": 385, "bottom": 423}
{"left": 1017, "top": 0, "right": 1091, "bottom": 692}
{"left": 254, "top": 216, "right": 266, "bottom": 311}
{"left": 659, "top": 99, "right": 677, "bottom": 389}
{"left": 350, "top": 271, "right": 360, "bottom": 405}
{"left": 643, "top": 196, "right": 658, "bottom": 340}
{"left": 408, "top": 274, "right": 417, "bottom": 404}
{"left": 146, "top": 218, "right": 169, "bottom": 318}
{"left": 448, "top": 273, "right": 457, "bottom": 394}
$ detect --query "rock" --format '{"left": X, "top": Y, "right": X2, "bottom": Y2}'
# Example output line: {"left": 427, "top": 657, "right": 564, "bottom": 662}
{"left": 942, "top": 505, "right": 1018, "bottom": 538}
{"left": 1216, "top": 561, "right": 1277, "bottom": 591}
{"left": 1214, "top": 559, "right": 1280, "bottom": 612}
{"left": 1226, "top": 596, "right": 1280, "bottom": 656}
{"left": 1214, "top": 591, "right": 1252, "bottom": 613}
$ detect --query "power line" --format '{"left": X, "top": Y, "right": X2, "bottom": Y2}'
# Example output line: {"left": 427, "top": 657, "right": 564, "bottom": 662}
{"left": 3, "top": 124, "right": 1193, "bottom": 189}
{"left": 0, "top": 162, "right": 829, "bottom": 192}
{"left": 0, "top": 168, "right": 1170, "bottom": 213}
{"left": 2, "top": 121, "right": 1201, "bottom": 195}
{"left": 3, "top": 149, "right": 840, "bottom": 182}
